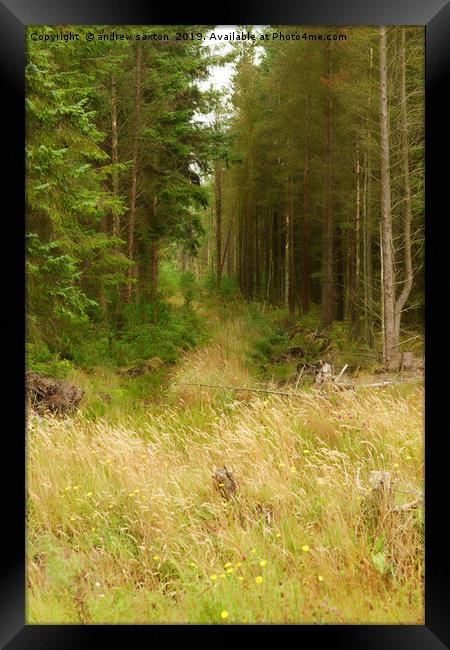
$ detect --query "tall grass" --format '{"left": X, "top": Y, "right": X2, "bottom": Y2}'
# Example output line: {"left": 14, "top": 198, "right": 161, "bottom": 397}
{"left": 27, "top": 368, "right": 424, "bottom": 623}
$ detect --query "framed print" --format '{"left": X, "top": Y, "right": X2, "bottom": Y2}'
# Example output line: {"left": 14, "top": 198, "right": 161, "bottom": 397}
{"left": 1, "top": 0, "right": 448, "bottom": 646}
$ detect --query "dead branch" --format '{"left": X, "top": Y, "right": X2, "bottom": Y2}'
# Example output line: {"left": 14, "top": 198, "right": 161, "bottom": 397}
{"left": 178, "top": 382, "right": 304, "bottom": 397}
{"left": 334, "top": 364, "right": 349, "bottom": 384}
{"left": 294, "top": 365, "right": 305, "bottom": 390}
{"left": 391, "top": 496, "right": 423, "bottom": 512}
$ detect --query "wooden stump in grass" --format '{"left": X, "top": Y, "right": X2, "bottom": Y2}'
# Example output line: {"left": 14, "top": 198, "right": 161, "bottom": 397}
{"left": 362, "top": 471, "right": 394, "bottom": 535}
{"left": 360, "top": 470, "right": 424, "bottom": 580}
{"left": 400, "top": 351, "right": 414, "bottom": 372}
{"left": 212, "top": 467, "right": 238, "bottom": 500}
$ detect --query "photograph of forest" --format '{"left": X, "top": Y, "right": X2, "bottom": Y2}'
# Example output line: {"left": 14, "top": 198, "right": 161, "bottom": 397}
{"left": 26, "top": 25, "right": 424, "bottom": 624}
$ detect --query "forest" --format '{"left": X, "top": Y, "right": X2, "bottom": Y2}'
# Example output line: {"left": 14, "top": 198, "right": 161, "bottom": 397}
{"left": 26, "top": 25, "right": 424, "bottom": 625}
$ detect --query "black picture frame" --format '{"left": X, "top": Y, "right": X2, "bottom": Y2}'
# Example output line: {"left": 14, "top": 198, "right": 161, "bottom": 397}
{"left": 1, "top": 0, "right": 448, "bottom": 647}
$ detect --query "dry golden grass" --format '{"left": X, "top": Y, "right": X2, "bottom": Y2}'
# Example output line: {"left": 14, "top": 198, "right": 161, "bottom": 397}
{"left": 27, "top": 347, "right": 424, "bottom": 624}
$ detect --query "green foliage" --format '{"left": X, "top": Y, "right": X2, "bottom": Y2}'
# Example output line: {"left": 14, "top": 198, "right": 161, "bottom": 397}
{"left": 56, "top": 301, "right": 204, "bottom": 371}
{"left": 371, "top": 533, "right": 388, "bottom": 576}
{"left": 178, "top": 271, "right": 197, "bottom": 306}
{"left": 158, "top": 262, "right": 179, "bottom": 298}
{"left": 26, "top": 342, "right": 74, "bottom": 379}
{"left": 202, "top": 271, "right": 240, "bottom": 300}
{"left": 26, "top": 30, "right": 129, "bottom": 348}
{"left": 26, "top": 234, "right": 97, "bottom": 348}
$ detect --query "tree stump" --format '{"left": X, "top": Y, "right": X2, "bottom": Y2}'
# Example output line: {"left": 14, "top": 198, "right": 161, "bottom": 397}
{"left": 362, "top": 471, "right": 394, "bottom": 535}
{"left": 315, "top": 362, "right": 332, "bottom": 385}
{"left": 212, "top": 467, "right": 238, "bottom": 500}
{"left": 400, "top": 351, "right": 414, "bottom": 372}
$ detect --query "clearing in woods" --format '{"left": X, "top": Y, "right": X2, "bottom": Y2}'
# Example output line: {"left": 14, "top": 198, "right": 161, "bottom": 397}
{"left": 27, "top": 301, "right": 424, "bottom": 624}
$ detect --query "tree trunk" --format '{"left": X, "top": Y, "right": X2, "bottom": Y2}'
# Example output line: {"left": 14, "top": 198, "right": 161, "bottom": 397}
{"left": 215, "top": 159, "right": 222, "bottom": 286}
{"left": 111, "top": 74, "right": 120, "bottom": 238}
{"left": 394, "top": 28, "right": 413, "bottom": 348}
{"left": 287, "top": 175, "right": 296, "bottom": 315}
{"left": 150, "top": 241, "right": 158, "bottom": 302}
{"left": 125, "top": 44, "right": 142, "bottom": 303}
{"left": 363, "top": 46, "right": 374, "bottom": 347}
{"left": 321, "top": 42, "right": 334, "bottom": 329}
{"left": 348, "top": 140, "right": 361, "bottom": 331}
{"left": 379, "top": 26, "right": 396, "bottom": 363}
{"left": 221, "top": 221, "right": 232, "bottom": 278}
{"left": 149, "top": 196, "right": 158, "bottom": 302}
{"left": 300, "top": 81, "right": 311, "bottom": 314}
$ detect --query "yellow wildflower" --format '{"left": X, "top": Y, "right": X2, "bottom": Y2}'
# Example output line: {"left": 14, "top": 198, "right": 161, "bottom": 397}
{"left": 301, "top": 545, "right": 310, "bottom": 553}
{"left": 153, "top": 555, "right": 161, "bottom": 561}
{"left": 220, "top": 610, "right": 229, "bottom": 620}
{"left": 224, "top": 562, "right": 233, "bottom": 569}
{"left": 210, "top": 574, "right": 218, "bottom": 581}
{"left": 259, "top": 560, "right": 267, "bottom": 567}
{"left": 220, "top": 573, "right": 226, "bottom": 579}
{"left": 303, "top": 449, "right": 310, "bottom": 455}
{"left": 255, "top": 576, "right": 263, "bottom": 584}
{"left": 238, "top": 576, "right": 244, "bottom": 582}
{"left": 226, "top": 567, "right": 234, "bottom": 574}
{"left": 290, "top": 466, "right": 296, "bottom": 473}
{"left": 318, "top": 575, "right": 324, "bottom": 582}
{"left": 393, "top": 463, "right": 399, "bottom": 469}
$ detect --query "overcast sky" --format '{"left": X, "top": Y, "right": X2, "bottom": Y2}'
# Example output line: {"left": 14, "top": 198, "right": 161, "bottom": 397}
{"left": 197, "top": 26, "right": 265, "bottom": 122}
{"left": 200, "top": 26, "right": 236, "bottom": 93}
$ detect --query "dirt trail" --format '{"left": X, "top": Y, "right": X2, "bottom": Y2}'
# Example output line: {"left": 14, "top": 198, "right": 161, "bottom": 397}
{"left": 167, "top": 306, "right": 423, "bottom": 403}
{"left": 168, "top": 314, "right": 256, "bottom": 404}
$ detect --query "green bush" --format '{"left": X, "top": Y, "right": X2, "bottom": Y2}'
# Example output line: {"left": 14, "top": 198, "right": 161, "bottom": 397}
{"left": 28, "top": 291, "right": 204, "bottom": 375}
{"left": 158, "top": 262, "right": 179, "bottom": 298}
{"left": 202, "top": 271, "right": 239, "bottom": 300}
{"left": 26, "top": 342, "right": 74, "bottom": 378}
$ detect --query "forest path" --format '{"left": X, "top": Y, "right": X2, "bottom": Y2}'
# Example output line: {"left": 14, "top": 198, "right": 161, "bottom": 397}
{"left": 165, "top": 300, "right": 423, "bottom": 403}
{"left": 27, "top": 300, "right": 425, "bottom": 625}
{"left": 167, "top": 305, "right": 259, "bottom": 405}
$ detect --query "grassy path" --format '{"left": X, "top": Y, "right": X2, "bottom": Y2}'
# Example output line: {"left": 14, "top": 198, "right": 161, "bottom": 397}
{"left": 27, "top": 303, "right": 424, "bottom": 624}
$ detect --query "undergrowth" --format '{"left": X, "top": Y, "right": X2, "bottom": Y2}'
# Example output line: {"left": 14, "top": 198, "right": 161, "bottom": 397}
{"left": 26, "top": 297, "right": 424, "bottom": 624}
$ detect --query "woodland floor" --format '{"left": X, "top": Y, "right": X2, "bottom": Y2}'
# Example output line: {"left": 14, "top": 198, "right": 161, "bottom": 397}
{"left": 26, "top": 298, "right": 424, "bottom": 624}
